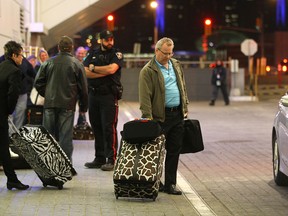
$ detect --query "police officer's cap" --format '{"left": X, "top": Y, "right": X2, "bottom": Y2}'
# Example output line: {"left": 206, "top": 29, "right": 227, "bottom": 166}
{"left": 99, "top": 30, "right": 114, "bottom": 39}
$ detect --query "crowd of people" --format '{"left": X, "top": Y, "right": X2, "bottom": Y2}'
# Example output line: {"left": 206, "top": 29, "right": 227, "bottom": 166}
{"left": 0, "top": 29, "right": 229, "bottom": 194}
{"left": 0, "top": 30, "right": 124, "bottom": 190}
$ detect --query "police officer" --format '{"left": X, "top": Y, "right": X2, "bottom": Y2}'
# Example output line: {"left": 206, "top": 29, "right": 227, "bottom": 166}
{"left": 83, "top": 30, "right": 123, "bottom": 171}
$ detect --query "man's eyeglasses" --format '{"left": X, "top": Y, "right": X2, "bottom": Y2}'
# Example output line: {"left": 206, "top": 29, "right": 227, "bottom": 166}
{"left": 16, "top": 53, "right": 24, "bottom": 58}
{"left": 157, "top": 48, "right": 174, "bottom": 57}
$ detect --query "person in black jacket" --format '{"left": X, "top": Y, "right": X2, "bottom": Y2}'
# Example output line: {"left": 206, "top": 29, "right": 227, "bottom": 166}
{"left": 0, "top": 40, "right": 29, "bottom": 190}
{"left": 34, "top": 36, "right": 88, "bottom": 161}
{"left": 209, "top": 60, "right": 230, "bottom": 106}
{"left": 83, "top": 30, "right": 123, "bottom": 171}
{"left": 0, "top": 53, "right": 36, "bottom": 128}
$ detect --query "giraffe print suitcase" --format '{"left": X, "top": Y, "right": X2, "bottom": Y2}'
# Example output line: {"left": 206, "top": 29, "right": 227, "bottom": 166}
{"left": 113, "top": 134, "right": 165, "bottom": 201}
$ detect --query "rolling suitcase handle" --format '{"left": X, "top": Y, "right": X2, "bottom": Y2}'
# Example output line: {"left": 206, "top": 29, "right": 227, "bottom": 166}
{"left": 8, "top": 116, "right": 25, "bottom": 158}
{"left": 8, "top": 116, "right": 20, "bottom": 136}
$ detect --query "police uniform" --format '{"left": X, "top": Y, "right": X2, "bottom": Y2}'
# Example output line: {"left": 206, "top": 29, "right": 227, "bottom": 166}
{"left": 83, "top": 38, "right": 123, "bottom": 169}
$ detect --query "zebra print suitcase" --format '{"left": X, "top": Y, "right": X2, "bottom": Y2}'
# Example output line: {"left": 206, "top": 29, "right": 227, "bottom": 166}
{"left": 113, "top": 134, "right": 166, "bottom": 201}
{"left": 9, "top": 120, "right": 76, "bottom": 189}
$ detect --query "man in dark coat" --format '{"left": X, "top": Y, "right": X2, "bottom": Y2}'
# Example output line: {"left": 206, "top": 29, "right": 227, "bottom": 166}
{"left": 0, "top": 40, "right": 29, "bottom": 190}
{"left": 0, "top": 53, "right": 36, "bottom": 127}
{"left": 209, "top": 60, "right": 230, "bottom": 106}
{"left": 34, "top": 36, "right": 88, "bottom": 162}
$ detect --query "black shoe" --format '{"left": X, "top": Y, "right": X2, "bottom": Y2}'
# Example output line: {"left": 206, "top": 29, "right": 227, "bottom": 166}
{"left": 209, "top": 100, "right": 215, "bottom": 106}
{"left": 164, "top": 184, "right": 182, "bottom": 195}
{"left": 84, "top": 158, "right": 105, "bottom": 168}
{"left": 7, "top": 181, "right": 29, "bottom": 190}
{"left": 159, "top": 182, "right": 165, "bottom": 192}
{"left": 100, "top": 163, "right": 114, "bottom": 171}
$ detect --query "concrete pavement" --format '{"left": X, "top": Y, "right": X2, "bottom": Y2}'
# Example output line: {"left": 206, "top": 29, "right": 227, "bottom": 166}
{"left": 1, "top": 98, "right": 288, "bottom": 216}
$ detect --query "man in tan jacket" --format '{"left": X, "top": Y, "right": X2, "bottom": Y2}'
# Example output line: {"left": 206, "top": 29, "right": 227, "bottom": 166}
{"left": 139, "top": 37, "right": 189, "bottom": 195}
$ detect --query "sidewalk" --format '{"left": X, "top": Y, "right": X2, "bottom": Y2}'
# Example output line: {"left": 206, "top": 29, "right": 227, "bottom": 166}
{"left": 0, "top": 100, "right": 200, "bottom": 216}
{"left": 1, "top": 99, "right": 288, "bottom": 216}
{"left": 0, "top": 138, "right": 198, "bottom": 216}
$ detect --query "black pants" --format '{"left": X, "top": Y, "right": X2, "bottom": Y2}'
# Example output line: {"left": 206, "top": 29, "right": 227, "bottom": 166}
{"left": 160, "top": 109, "right": 184, "bottom": 187}
{"left": 211, "top": 85, "right": 229, "bottom": 104}
{"left": 88, "top": 92, "right": 118, "bottom": 163}
{"left": 0, "top": 122, "right": 18, "bottom": 183}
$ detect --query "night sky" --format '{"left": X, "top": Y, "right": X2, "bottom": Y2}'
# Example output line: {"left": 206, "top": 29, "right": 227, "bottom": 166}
{"left": 76, "top": 0, "right": 285, "bottom": 54}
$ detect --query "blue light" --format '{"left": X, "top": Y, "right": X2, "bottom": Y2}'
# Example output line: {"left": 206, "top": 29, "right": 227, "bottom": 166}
{"left": 156, "top": 0, "right": 165, "bottom": 34}
{"left": 276, "top": 0, "right": 286, "bottom": 28}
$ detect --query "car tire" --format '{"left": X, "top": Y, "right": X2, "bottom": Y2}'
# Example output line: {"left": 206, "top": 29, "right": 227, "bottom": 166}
{"left": 273, "top": 134, "right": 288, "bottom": 186}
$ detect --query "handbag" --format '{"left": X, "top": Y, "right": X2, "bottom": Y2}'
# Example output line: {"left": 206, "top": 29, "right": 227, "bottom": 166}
{"left": 30, "top": 87, "right": 45, "bottom": 106}
{"left": 121, "top": 118, "right": 162, "bottom": 144}
{"left": 25, "top": 105, "right": 43, "bottom": 125}
{"left": 181, "top": 119, "right": 204, "bottom": 154}
{"left": 73, "top": 122, "right": 94, "bottom": 140}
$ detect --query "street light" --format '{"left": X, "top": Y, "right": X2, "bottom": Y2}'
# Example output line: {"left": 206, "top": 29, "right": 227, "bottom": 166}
{"left": 150, "top": 1, "right": 158, "bottom": 46}
{"left": 107, "top": 14, "right": 114, "bottom": 31}
{"left": 150, "top": 1, "right": 158, "bottom": 8}
{"left": 202, "top": 18, "right": 212, "bottom": 54}
{"left": 204, "top": 18, "right": 212, "bottom": 36}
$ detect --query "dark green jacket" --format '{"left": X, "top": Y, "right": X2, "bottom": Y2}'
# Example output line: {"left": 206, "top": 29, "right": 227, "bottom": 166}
{"left": 139, "top": 56, "right": 189, "bottom": 122}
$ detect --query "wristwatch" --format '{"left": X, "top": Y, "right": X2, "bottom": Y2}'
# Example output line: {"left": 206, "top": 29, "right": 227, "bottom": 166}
{"left": 89, "top": 64, "right": 95, "bottom": 72}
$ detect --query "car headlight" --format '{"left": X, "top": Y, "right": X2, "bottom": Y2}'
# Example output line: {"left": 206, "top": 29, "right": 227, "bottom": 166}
{"left": 281, "top": 95, "right": 288, "bottom": 107}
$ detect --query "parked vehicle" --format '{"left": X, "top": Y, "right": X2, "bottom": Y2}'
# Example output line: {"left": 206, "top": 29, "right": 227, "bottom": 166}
{"left": 272, "top": 94, "right": 288, "bottom": 185}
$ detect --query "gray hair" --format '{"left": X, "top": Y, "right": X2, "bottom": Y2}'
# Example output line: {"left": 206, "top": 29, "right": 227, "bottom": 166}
{"left": 155, "top": 37, "right": 174, "bottom": 50}
{"left": 75, "top": 46, "right": 86, "bottom": 54}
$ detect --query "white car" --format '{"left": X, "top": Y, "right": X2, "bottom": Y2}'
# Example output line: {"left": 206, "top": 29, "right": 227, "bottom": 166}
{"left": 273, "top": 94, "right": 288, "bottom": 185}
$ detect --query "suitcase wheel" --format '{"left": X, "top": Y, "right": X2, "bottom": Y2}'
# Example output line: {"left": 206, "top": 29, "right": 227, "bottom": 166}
{"left": 43, "top": 184, "right": 47, "bottom": 187}
{"left": 152, "top": 192, "right": 157, "bottom": 201}
{"left": 57, "top": 184, "right": 63, "bottom": 190}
